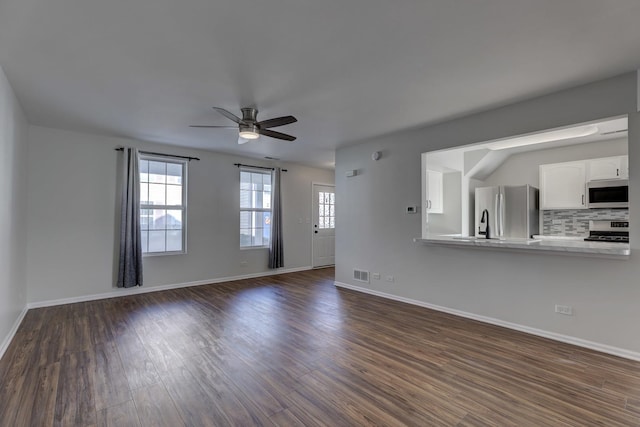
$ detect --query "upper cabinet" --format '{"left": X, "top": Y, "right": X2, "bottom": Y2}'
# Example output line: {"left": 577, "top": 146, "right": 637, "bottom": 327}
{"left": 587, "top": 156, "right": 629, "bottom": 180}
{"left": 540, "top": 161, "right": 586, "bottom": 210}
{"left": 621, "top": 156, "right": 630, "bottom": 179}
{"left": 539, "top": 155, "right": 629, "bottom": 210}
{"left": 426, "top": 170, "right": 443, "bottom": 214}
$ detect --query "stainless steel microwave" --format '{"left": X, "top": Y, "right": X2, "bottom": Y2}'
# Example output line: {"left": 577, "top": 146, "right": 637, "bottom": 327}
{"left": 586, "top": 179, "right": 628, "bottom": 208}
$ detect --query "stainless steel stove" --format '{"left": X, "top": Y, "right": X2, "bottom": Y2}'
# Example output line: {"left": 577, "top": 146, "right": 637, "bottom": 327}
{"left": 584, "top": 220, "right": 629, "bottom": 243}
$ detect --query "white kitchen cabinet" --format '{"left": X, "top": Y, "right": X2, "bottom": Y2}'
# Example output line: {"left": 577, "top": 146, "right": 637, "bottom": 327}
{"left": 587, "top": 156, "right": 628, "bottom": 180}
{"left": 539, "top": 161, "right": 586, "bottom": 210}
{"left": 426, "top": 170, "right": 443, "bottom": 214}
{"left": 620, "top": 155, "right": 629, "bottom": 179}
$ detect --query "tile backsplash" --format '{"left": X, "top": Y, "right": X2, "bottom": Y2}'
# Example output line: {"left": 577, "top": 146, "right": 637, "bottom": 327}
{"left": 542, "top": 209, "right": 629, "bottom": 236}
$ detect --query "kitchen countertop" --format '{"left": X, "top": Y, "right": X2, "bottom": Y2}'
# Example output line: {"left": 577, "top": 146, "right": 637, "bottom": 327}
{"left": 415, "top": 234, "right": 630, "bottom": 257}
{"left": 531, "top": 234, "right": 586, "bottom": 241}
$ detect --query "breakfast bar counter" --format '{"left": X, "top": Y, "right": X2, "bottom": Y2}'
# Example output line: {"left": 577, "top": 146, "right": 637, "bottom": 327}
{"left": 415, "top": 234, "right": 630, "bottom": 258}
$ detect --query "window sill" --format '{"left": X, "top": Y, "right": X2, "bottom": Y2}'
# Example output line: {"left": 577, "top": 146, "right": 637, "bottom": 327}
{"left": 143, "top": 250, "right": 186, "bottom": 257}
{"left": 240, "top": 246, "right": 269, "bottom": 251}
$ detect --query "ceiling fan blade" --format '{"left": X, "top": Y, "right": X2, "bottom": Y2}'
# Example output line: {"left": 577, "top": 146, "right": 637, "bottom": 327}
{"left": 259, "top": 129, "right": 296, "bottom": 141}
{"left": 190, "top": 125, "right": 238, "bottom": 128}
{"left": 257, "top": 115, "right": 297, "bottom": 129}
{"left": 212, "top": 107, "right": 243, "bottom": 124}
{"left": 238, "top": 136, "right": 250, "bottom": 145}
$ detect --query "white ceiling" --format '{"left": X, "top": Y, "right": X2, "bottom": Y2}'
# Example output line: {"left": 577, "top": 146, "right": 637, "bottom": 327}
{"left": 1, "top": 0, "right": 640, "bottom": 169}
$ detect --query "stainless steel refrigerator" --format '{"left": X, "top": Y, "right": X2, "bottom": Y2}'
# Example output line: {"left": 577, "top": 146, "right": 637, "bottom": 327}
{"left": 474, "top": 185, "right": 539, "bottom": 239}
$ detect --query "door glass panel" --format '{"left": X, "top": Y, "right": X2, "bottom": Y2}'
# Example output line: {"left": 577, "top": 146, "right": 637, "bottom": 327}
{"left": 316, "top": 189, "right": 335, "bottom": 230}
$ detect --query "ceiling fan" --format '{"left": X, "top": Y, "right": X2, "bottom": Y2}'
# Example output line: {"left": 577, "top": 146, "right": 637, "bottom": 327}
{"left": 191, "top": 107, "right": 297, "bottom": 144}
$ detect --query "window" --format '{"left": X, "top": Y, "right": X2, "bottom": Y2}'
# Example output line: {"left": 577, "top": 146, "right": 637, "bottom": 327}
{"left": 139, "top": 157, "right": 187, "bottom": 254}
{"left": 318, "top": 191, "right": 335, "bottom": 229}
{"left": 240, "top": 169, "right": 271, "bottom": 248}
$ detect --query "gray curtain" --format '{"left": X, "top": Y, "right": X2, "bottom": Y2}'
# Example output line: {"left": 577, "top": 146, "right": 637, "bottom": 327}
{"left": 117, "top": 147, "right": 143, "bottom": 288}
{"left": 268, "top": 167, "right": 284, "bottom": 269}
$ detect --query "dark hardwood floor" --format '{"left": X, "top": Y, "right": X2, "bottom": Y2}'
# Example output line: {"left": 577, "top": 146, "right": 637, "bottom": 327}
{"left": 1, "top": 268, "right": 639, "bottom": 426}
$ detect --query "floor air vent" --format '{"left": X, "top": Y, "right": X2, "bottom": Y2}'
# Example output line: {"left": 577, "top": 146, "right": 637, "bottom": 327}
{"left": 353, "top": 269, "right": 369, "bottom": 283}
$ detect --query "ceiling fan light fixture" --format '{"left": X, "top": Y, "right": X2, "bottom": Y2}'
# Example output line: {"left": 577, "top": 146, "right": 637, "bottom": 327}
{"left": 239, "top": 124, "right": 260, "bottom": 140}
{"left": 194, "top": 107, "right": 296, "bottom": 142}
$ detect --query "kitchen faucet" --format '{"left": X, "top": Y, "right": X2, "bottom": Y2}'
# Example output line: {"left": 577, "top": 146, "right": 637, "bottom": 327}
{"left": 479, "top": 209, "right": 490, "bottom": 238}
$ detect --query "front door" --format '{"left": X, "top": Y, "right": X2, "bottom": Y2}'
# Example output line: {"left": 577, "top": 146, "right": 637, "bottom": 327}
{"left": 312, "top": 184, "right": 335, "bottom": 268}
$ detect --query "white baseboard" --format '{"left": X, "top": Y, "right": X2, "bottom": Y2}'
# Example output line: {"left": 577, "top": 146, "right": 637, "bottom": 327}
{"left": 0, "top": 306, "right": 29, "bottom": 361}
{"left": 334, "top": 281, "right": 640, "bottom": 362}
{"left": 27, "top": 266, "right": 312, "bottom": 309}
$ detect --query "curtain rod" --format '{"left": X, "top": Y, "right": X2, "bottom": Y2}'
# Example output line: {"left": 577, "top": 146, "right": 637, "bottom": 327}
{"left": 234, "top": 163, "right": 288, "bottom": 172}
{"left": 115, "top": 147, "right": 200, "bottom": 161}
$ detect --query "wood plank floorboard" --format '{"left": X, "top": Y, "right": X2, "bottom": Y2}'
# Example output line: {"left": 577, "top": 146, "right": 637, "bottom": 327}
{"left": 131, "top": 383, "right": 186, "bottom": 427}
{"left": 1, "top": 267, "right": 640, "bottom": 426}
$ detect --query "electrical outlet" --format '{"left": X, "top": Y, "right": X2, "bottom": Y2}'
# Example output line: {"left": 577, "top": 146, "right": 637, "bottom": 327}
{"left": 555, "top": 304, "right": 573, "bottom": 316}
{"left": 372, "top": 273, "right": 381, "bottom": 280}
{"left": 385, "top": 275, "right": 395, "bottom": 283}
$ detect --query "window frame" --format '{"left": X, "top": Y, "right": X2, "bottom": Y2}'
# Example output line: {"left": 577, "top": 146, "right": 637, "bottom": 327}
{"left": 139, "top": 154, "right": 188, "bottom": 256}
{"left": 239, "top": 168, "right": 272, "bottom": 250}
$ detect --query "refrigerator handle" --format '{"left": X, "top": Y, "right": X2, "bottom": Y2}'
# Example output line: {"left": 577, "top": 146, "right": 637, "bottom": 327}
{"left": 495, "top": 193, "right": 504, "bottom": 237}
{"left": 494, "top": 194, "right": 500, "bottom": 238}
{"left": 499, "top": 192, "right": 505, "bottom": 236}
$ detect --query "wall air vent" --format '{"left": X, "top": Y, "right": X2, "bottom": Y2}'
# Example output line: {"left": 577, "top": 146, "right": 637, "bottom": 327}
{"left": 353, "top": 269, "right": 369, "bottom": 283}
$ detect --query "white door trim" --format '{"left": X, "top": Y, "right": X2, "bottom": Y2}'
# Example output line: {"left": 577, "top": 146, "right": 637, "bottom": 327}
{"left": 311, "top": 182, "right": 336, "bottom": 268}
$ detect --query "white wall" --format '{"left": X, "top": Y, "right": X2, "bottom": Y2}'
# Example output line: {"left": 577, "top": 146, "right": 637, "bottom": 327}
{"left": 483, "top": 137, "right": 628, "bottom": 187}
{"left": 0, "top": 66, "right": 28, "bottom": 353}
{"left": 427, "top": 171, "right": 462, "bottom": 234}
{"left": 336, "top": 72, "right": 640, "bottom": 356}
{"left": 26, "top": 126, "right": 333, "bottom": 303}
